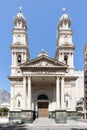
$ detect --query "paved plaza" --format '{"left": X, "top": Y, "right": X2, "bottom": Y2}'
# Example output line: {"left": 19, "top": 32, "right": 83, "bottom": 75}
{"left": 0, "top": 118, "right": 87, "bottom": 130}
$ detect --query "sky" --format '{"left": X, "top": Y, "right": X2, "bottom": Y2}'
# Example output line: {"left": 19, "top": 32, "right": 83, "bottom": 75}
{"left": 0, "top": 0, "right": 87, "bottom": 92}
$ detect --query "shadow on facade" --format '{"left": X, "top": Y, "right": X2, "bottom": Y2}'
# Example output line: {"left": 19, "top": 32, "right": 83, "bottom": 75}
{"left": 71, "top": 128, "right": 87, "bottom": 130}
{"left": 0, "top": 124, "right": 27, "bottom": 130}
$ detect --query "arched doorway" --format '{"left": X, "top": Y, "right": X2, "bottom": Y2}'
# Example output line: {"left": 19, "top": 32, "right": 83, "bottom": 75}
{"left": 37, "top": 94, "right": 49, "bottom": 118}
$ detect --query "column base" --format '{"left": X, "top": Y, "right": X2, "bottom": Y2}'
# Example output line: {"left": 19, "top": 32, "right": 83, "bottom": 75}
{"left": 9, "top": 111, "right": 21, "bottom": 123}
{"left": 67, "top": 111, "right": 77, "bottom": 120}
{"left": 55, "top": 110, "right": 67, "bottom": 123}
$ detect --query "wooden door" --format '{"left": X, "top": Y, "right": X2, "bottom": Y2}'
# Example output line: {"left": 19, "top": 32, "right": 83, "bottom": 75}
{"left": 38, "top": 102, "right": 48, "bottom": 117}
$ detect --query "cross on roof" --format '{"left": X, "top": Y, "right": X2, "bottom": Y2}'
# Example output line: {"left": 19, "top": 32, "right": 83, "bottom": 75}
{"left": 62, "top": 8, "right": 67, "bottom": 14}
{"left": 19, "top": 6, "right": 23, "bottom": 12}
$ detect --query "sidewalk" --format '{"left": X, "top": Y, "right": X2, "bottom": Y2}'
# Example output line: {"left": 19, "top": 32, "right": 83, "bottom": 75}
{"left": 26, "top": 118, "right": 87, "bottom": 128}
{"left": 0, "top": 117, "right": 87, "bottom": 128}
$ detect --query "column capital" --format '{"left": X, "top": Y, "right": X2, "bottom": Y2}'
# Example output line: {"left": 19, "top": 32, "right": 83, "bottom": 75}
{"left": 60, "top": 76, "right": 65, "bottom": 79}
{"left": 62, "top": 76, "right": 64, "bottom": 78}
{"left": 56, "top": 76, "right": 60, "bottom": 80}
{"left": 28, "top": 76, "right": 31, "bottom": 78}
{"left": 23, "top": 75, "right": 26, "bottom": 78}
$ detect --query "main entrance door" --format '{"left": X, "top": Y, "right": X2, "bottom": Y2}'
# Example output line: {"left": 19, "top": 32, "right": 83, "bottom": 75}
{"left": 38, "top": 102, "right": 48, "bottom": 117}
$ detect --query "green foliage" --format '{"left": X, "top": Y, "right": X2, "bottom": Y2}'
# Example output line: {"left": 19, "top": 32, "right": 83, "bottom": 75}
{"left": 0, "top": 107, "right": 9, "bottom": 112}
{"left": 0, "top": 107, "right": 9, "bottom": 117}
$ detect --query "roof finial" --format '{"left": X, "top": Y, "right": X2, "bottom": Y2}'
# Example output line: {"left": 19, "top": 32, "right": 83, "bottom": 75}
{"left": 19, "top": 6, "right": 23, "bottom": 13}
{"left": 62, "top": 8, "right": 67, "bottom": 14}
{"left": 42, "top": 48, "right": 44, "bottom": 52}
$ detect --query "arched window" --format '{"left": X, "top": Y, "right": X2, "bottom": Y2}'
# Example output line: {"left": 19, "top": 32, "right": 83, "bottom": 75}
{"left": 64, "top": 55, "right": 68, "bottom": 64}
{"left": 17, "top": 35, "right": 21, "bottom": 42}
{"left": 66, "top": 100, "right": 68, "bottom": 107}
{"left": 65, "top": 94, "right": 69, "bottom": 108}
{"left": 16, "top": 95, "right": 22, "bottom": 108}
{"left": 18, "top": 100, "right": 21, "bottom": 107}
{"left": 17, "top": 55, "right": 21, "bottom": 63}
{"left": 38, "top": 94, "right": 48, "bottom": 100}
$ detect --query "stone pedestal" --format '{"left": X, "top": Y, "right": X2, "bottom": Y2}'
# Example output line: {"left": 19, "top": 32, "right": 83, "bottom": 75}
{"left": 9, "top": 110, "right": 33, "bottom": 123}
{"left": 67, "top": 111, "right": 77, "bottom": 120}
{"left": 55, "top": 110, "right": 67, "bottom": 123}
{"left": 21, "top": 110, "right": 33, "bottom": 123}
{"left": 9, "top": 111, "right": 21, "bottom": 123}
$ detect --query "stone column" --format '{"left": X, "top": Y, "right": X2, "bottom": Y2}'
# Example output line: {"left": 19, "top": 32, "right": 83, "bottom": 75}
{"left": 12, "top": 53, "right": 14, "bottom": 66}
{"left": 21, "top": 53, "right": 23, "bottom": 62}
{"left": 21, "top": 76, "right": 33, "bottom": 123}
{"left": 23, "top": 76, "right": 26, "bottom": 108}
{"left": 14, "top": 53, "right": 16, "bottom": 66}
{"left": 25, "top": 53, "right": 27, "bottom": 61}
{"left": 56, "top": 76, "right": 60, "bottom": 109}
{"left": 55, "top": 77, "right": 67, "bottom": 123}
{"left": 61, "top": 76, "right": 65, "bottom": 109}
{"left": 28, "top": 76, "right": 32, "bottom": 110}
{"left": 10, "top": 85, "right": 14, "bottom": 111}
{"left": 71, "top": 52, "right": 74, "bottom": 67}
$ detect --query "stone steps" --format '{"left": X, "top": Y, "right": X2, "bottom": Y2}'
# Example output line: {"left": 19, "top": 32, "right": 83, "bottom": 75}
{"left": 33, "top": 118, "right": 55, "bottom": 126}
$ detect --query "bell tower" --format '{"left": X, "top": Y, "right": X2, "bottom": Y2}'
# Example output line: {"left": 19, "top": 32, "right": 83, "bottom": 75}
{"left": 10, "top": 7, "right": 30, "bottom": 75}
{"left": 55, "top": 8, "right": 75, "bottom": 73}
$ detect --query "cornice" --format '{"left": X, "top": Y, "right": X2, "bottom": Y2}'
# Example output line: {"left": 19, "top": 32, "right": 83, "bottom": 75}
{"left": 10, "top": 44, "right": 28, "bottom": 49}
{"left": 58, "top": 45, "right": 75, "bottom": 50}
{"left": 65, "top": 75, "right": 78, "bottom": 80}
{"left": 8, "top": 76, "right": 23, "bottom": 80}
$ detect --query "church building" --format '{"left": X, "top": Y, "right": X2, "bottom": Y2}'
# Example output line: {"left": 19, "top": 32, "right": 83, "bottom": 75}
{"left": 8, "top": 8, "right": 84, "bottom": 123}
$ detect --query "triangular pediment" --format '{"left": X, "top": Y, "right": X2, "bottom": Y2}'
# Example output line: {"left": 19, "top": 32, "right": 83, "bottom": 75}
{"left": 20, "top": 55, "right": 67, "bottom": 69}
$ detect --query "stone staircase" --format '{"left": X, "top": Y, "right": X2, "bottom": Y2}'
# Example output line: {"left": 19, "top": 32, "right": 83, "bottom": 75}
{"left": 32, "top": 118, "right": 56, "bottom": 126}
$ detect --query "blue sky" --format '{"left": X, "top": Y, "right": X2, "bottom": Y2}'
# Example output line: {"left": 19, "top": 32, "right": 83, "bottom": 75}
{"left": 0, "top": 0, "right": 87, "bottom": 92}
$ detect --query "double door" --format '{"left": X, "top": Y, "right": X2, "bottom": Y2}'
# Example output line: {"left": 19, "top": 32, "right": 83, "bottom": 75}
{"left": 38, "top": 102, "right": 48, "bottom": 117}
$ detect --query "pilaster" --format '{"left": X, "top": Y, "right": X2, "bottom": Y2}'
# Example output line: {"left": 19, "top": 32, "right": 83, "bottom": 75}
{"left": 28, "top": 76, "right": 32, "bottom": 110}
{"left": 14, "top": 52, "right": 17, "bottom": 67}
{"left": 23, "top": 76, "right": 26, "bottom": 108}
{"left": 61, "top": 76, "right": 65, "bottom": 109}
{"left": 10, "top": 85, "right": 14, "bottom": 111}
{"left": 56, "top": 76, "right": 60, "bottom": 109}
{"left": 12, "top": 53, "right": 14, "bottom": 66}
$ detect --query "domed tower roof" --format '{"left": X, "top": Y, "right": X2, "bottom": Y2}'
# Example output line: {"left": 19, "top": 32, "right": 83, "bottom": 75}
{"left": 58, "top": 8, "right": 71, "bottom": 30}
{"left": 14, "top": 7, "right": 27, "bottom": 29}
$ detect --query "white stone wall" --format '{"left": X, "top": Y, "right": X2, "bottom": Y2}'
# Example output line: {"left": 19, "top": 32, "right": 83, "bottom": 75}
{"left": 74, "top": 71, "right": 84, "bottom": 101}
{"left": 64, "top": 70, "right": 84, "bottom": 111}
{"left": 10, "top": 83, "right": 23, "bottom": 111}
{"left": 65, "top": 81, "right": 76, "bottom": 111}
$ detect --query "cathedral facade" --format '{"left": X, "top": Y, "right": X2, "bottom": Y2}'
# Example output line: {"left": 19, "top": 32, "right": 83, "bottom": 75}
{"left": 8, "top": 9, "right": 84, "bottom": 123}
